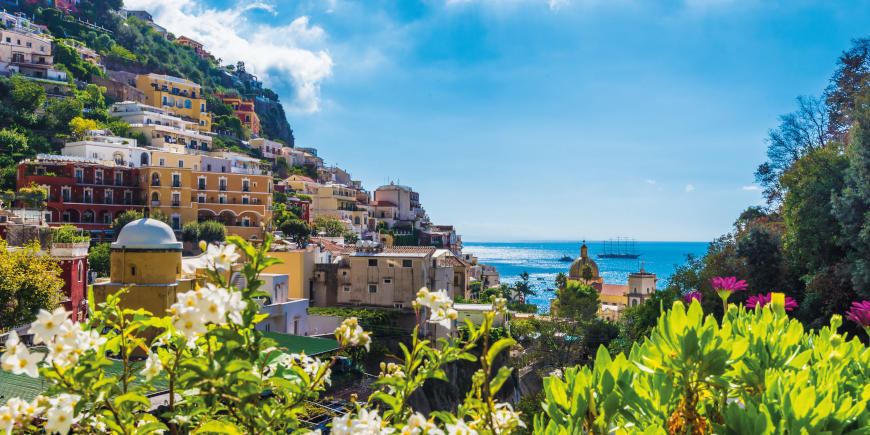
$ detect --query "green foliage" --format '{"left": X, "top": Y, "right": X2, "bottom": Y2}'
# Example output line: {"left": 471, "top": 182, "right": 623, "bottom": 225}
{"left": 52, "top": 40, "right": 103, "bottom": 81}
{"left": 343, "top": 231, "right": 360, "bottom": 244}
{"left": 179, "top": 220, "right": 226, "bottom": 245}
{"left": 68, "top": 116, "right": 100, "bottom": 140}
{"left": 279, "top": 219, "right": 311, "bottom": 247}
{"left": 507, "top": 301, "right": 538, "bottom": 313}
{"left": 0, "top": 239, "right": 64, "bottom": 330}
{"left": 313, "top": 215, "right": 348, "bottom": 237}
{"left": 111, "top": 209, "right": 169, "bottom": 235}
{"left": 9, "top": 76, "right": 46, "bottom": 113}
{"left": 0, "top": 128, "right": 29, "bottom": 154}
{"left": 45, "top": 97, "right": 84, "bottom": 132}
{"left": 308, "top": 306, "right": 399, "bottom": 327}
{"left": 833, "top": 113, "right": 870, "bottom": 300}
{"left": 536, "top": 300, "right": 870, "bottom": 434}
{"left": 206, "top": 92, "right": 234, "bottom": 117}
{"left": 609, "top": 287, "right": 679, "bottom": 355}
{"left": 88, "top": 242, "right": 111, "bottom": 277}
{"left": 51, "top": 224, "right": 89, "bottom": 244}
{"left": 553, "top": 281, "right": 600, "bottom": 322}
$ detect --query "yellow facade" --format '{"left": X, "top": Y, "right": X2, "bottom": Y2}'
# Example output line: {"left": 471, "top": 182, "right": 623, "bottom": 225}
{"left": 194, "top": 171, "right": 272, "bottom": 239}
{"left": 262, "top": 249, "right": 315, "bottom": 300}
{"left": 136, "top": 73, "right": 212, "bottom": 133}
{"left": 140, "top": 157, "right": 198, "bottom": 231}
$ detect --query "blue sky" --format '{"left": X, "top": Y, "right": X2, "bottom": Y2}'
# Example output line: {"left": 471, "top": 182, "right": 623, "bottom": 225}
{"left": 128, "top": 0, "right": 870, "bottom": 241}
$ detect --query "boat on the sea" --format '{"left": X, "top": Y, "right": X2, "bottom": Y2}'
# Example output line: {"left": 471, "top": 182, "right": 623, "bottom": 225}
{"left": 558, "top": 255, "right": 573, "bottom": 262}
{"left": 598, "top": 237, "right": 641, "bottom": 259}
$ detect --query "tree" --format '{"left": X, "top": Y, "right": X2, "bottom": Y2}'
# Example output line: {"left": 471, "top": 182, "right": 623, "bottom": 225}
{"left": 826, "top": 38, "right": 870, "bottom": 137}
{"left": 736, "top": 226, "right": 793, "bottom": 298}
{"left": 554, "top": 272, "right": 567, "bottom": 291}
{"left": 280, "top": 219, "right": 311, "bottom": 247}
{"left": 9, "top": 75, "right": 46, "bottom": 113}
{"left": 181, "top": 221, "right": 200, "bottom": 244}
{"left": 199, "top": 220, "right": 227, "bottom": 245}
{"left": 833, "top": 112, "right": 870, "bottom": 299}
{"left": 581, "top": 263, "right": 594, "bottom": 284}
{"left": 69, "top": 117, "right": 100, "bottom": 140}
{"left": 0, "top": 239, "right": 64, "bottom": 330}
{"left": 609, "top": 286, "right": 680, "bottom": 355}
{"left": 45, "top": 97, "right": 84, "bottom": 131}
{"left": 112, "top": 209, "right": 169, "bottom": 235}
{"left": 553, "top": 280, "right": 600, "bottom": 322}
{"left": 0, "top": 128, "right": 28, "bottom": 154}
{"left": 343, "top": 231, "right": 360, "bottom": 245}
{"left": 313, "top": 215, "right": 348, "bottom": 237}
{"left": 755, "top": 96, "right": 831, "bottom": 205}
{"left": 514, "top": 271, "right": 535, "bottom": 302}
{"left": 781, "top": 147, "right": 849, "bottom": 275}
{"left": 88, "top": 243, "right": 111, "bottom": 277}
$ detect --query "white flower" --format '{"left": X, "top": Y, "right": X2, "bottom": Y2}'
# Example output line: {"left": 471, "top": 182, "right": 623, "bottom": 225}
{"left": 400, "top": 413, "right": 443, "bottom": 435}
{"left": 492, "top": 297, "right": 507, "bottom": 315}
{"left": 197, "top": 284, "right": 228, "bottom": 324}
{"left": 141, "top": 352, "right": 162, "bottom": 381}
{"left": 334, "top": 318, "right": 370, "bottom": 351}
{"left": 44, "top": 403, "right": 74, "bottom": 435}
{"left": 279, "top": 353, "right": 332, "bottom": 387}
{"left": 491, "top": 403, "right": 525, "bottom": 432}
{"left": 430, "top": 306, "right": 458, "bottom": 329}
{"left": 332, "top": 408, "right": 392, "bottom": 435}
{"left": 1, "top": 331, "right": 23, "bottom": 366}
{"left": 204, "top": 243, "right": 239, "bottom": 271}
{"left": 378, "top": 362, "right": 405, "bottom": 380}
{"left": 225, "top": 289, "right": 246, "bottom": 325}
{"left": 173, "top": 309, "right": 207, "bottom": 345}
{"left": 10, "top": 398, "right": 42, "bottom": 419}
{"left": 445, "top": 420, "right": 478, "bottom": 435}
{"left": 415, "top": 288, "right": 457, "bottom": 329}
{"left": 30, "top": 308, "right": 70, "bottom": 344}
{"left": 6, "top": 347, "right": 44, "bottom": 378}
{"left": 0, "top": 404, "right": 16, "bottom": 435}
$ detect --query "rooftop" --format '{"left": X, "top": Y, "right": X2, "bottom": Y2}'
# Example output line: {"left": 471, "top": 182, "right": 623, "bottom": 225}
{"left": 348, "top": 246, "right": 436, "bottom": 258}
{"left": 262, "top": 331, "right": 339, "bottom": 356}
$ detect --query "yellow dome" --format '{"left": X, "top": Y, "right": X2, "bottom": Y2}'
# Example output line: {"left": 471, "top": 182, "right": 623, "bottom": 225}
{"left": 568, "top": 243, "right": 599, "bottom": 281}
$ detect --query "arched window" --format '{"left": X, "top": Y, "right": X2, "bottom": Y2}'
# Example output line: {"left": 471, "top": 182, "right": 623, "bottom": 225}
{"left": 354, "top": 217, "right": 360, "bottom": 225}
{"left": 151, "top": 173, "right": 160, "bottom": 186}
{"left": 184, "top": 99, "right": 192, "bottom": 109}
{"left": 140, "top": 152, "right": 149, "bottom": 165}
{"left": 151, "top": 192, "right": 159, "bottom": 202}
{"left": 77, "top": 261, "right": 83, "bottom": 282}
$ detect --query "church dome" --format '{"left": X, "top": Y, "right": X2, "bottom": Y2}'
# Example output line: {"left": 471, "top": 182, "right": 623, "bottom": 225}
{"left": 112, "top": 218, "right": 182, "bottom": 250}
{"left": 568, "top": 243, "right": 599, "bottom": 281}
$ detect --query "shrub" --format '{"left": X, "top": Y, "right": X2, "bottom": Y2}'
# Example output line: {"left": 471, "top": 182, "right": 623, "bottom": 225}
{"left": 50, "top": 224, "right": 89, "bottom": 244}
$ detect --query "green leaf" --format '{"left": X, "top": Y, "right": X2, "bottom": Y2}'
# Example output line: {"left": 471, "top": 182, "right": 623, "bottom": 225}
{"left": 114, "top": 392, "right": 151, "bottom": 409}
{"left": 486, "top": 338, "right": 516, "bottom": 366}
{"left": 193, "top": 420, "right": 243, "bottom": 435}
{"left": 489, "top": 366, "right": 513, "bottom": 394}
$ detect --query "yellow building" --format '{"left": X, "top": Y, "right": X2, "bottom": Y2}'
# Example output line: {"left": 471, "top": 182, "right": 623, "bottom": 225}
{"left": 141, "top": 150, "right": 201, "bottom": 231}
{"left": 136, "top": 73, "right": 212, "bottom": 133}
{"left": 261, "top": 248, "right": 317, "bottom": 300}
{"left": 92, "top": 217, "right": 200, "bottom": 319}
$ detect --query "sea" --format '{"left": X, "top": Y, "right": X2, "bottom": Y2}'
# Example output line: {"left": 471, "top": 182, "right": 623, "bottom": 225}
{"left": 461, "top": 241, "right": 709, "bottom": 313}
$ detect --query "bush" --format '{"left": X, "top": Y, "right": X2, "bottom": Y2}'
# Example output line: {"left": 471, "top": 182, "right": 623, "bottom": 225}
{"left": 88, "top": 242, "right": 111, "bottom": 277}
{"left": 51, "top": 224, "right": 89, "bottom": 244}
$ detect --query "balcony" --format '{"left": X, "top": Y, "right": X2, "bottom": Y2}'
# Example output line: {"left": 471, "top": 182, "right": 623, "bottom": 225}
{"left": 151, "top": 180, "right": 161, "bottom": 187}
{"left": 171, "top": 201, "right": 181, "bottom": 207}
{"left": 198, "top": 182, "right": 206, "bottom": 190}
{"left": 242, "top": 186, "right": 250, "bottom": 192}
{"left": 151, "top": 200, "right": 160, "bottom": 206}
{"left": 172, "top": 182, "right": 181, "bottom": 188}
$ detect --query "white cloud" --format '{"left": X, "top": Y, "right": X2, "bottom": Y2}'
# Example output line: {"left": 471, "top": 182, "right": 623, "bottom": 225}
{"left": 742, "top": 185, "right": 759, "bottom": 191}
{"left": 445, "top": 0, "right": 573, "bottom": 11}
{"left": 548, "top": 0, "right": 570, "bottom": 11}
{"left": 685, "top": 184, "right": 695, "bottom": 192}
{"left": 645, "top": 179, "right": 656, "bottom": 185}
{"left": 124, "top": 0, "right": 333, "bottom": 113}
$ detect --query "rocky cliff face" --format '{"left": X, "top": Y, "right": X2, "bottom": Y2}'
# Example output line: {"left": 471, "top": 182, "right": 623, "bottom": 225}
{"left": 406, "top": 353, "right": 519, "bottom": 414}
{"left": 255, "top": 99, "right": 295, "bottom": 147}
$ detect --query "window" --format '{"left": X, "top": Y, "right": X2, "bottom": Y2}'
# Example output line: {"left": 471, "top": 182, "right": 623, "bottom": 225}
{"left": 75, "top": 169, "right": 83, "bottom": 183}
{"left": 94, "top": 170, "right": 103, "bottom": 184}
{"left": 62, "top": 211, "right": 71, "bottom": 222}
{"left": 83, "top": 189, "right": 92, "bottom": 203}
{"left": 151, "top": 173, "right": 160, "bottom": 186}
{"left": 218, "top": 194, "right": 226, "bottom": 204}
{"left": 383, "top": 279, "right": 391, "bottom": 284}
{"left": 124, "top": 191, "right": 132, "bottom": 205}
{"left": 393, "top": 303, "right": 404, "bottom": 309}
{"left": 242, "top": 196, "right": 249, "bottom": 205}
{"left": 343, "top": 286, "right": 350, "bottom": 292}
{"left": 198, "top": 193, "right": 205, "bottom": 203}
{"left": 114, "top": 172, "right": 123, "bottom": 185}
{"left": 131, "top": 265, "right": 136, "bottom": 276}
{"left": 368, "top": 284, "right": 378, "bottom": 294}
{"left": 159, "top": 158, "right": 165, "bottom": 166}
{"left": 200, "top": 103, "right": 206, "bottom": 112}
{"left": 104, "top": 190, "right": 112, "bottom": 204}
{"left": 172, "top": 174, "right": 181, "bottom": 188}
{"left": 402, "top": 260, "right": 412, "bottom": 268}
{"left": 184, "top": 99, "right": 192, "bottom": 109}
{"left": 77, "top": 262, "right": 83, "bottom": 282}
{"left": 293, "top": 317, "right": 300, "bottom": 335}
{"left": 242, "top": 179, "right": 250, "bottom": 192}
{"left": 171, "top": 192, "right": 180, "bottom": 207}
{"left": 171, "top": 215, "right": 181, "bottom": 230}
{"left": 219, "top": 178, "right": 227, "bottom": 191}
{"left": 368, "top": 259, "right": 378, "bottom": 267}
{"left": 242, "top": 217, "right": 250, "bottom": 227}
{"left": 342, "top": 271, "right": 347, "bottom": 276}
{"left": 198, "top": 177, "right": 206, "bottom": 189}
{"left": 62, "top": 187, "right": 71, "bottom": 202}
{"left": 178, "top": 160, "right": 184, "bottom": 168}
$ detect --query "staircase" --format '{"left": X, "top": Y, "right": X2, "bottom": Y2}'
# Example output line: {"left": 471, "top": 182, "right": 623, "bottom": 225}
{"left": 230, "top": 272, "right": 248, "bottom": 289}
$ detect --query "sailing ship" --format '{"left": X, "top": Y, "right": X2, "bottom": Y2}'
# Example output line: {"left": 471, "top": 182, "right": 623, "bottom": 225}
{"left": 597, "top": 237, "right": 641, "bottom": 259}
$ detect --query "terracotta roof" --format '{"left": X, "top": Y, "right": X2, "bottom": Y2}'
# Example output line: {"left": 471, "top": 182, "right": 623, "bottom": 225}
{"left": 599, "top": 284, "right": 628, "bottom": 297}
{"left": 287, "top": 175, "right": 316, "bottom": 183}
{"left": 370, "top": 200, "right": 397, "bottom": 207}
{"left": 311, "top": 237, "right": 345, "bottom": 254}
{"left": 441, "top": 256, "right": 466, "bottom": 267}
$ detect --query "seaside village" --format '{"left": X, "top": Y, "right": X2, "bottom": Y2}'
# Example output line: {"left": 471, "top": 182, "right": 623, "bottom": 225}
{"left": 0, "top": 3, "right": 654, "bottom": 418}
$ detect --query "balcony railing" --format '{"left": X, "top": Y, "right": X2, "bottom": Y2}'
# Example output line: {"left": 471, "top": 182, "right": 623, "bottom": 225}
{"left": 172, "top": 182, "right": 181, "bottom": 188}
{"left": 171, "top": 201, "right": 181, "bottom": 207}
{"left": 151, "top": 200, "right": 160, "bottom": 206}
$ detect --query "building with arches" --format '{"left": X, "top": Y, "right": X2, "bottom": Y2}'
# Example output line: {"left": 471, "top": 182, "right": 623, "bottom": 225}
{"left": 136, "top": 73, "right": 212, "bottom": 133}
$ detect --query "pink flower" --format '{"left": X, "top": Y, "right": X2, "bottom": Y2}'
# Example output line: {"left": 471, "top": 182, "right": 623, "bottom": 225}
{"left": 746, "top": 293, "right": 798, "bottom": 311}
{"left": 846, "top": 301, "right": 870, "bottom": 328}
{"left": 683, "top": 291, "right": 702, "bottom": 303}
{"left": 710, "top": 277, "right": 748, "bottom": 292}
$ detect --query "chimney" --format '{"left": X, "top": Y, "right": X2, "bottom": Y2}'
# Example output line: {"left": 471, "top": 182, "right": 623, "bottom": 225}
{"left": 143, "top": 207, "right": 150, "bottom": 219}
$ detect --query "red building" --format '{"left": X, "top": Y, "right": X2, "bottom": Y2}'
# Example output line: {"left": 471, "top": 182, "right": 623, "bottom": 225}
{"left": 216, "top": 93, "right": 261, "bottom": 136}
{"left": 50, "top": 243, "right": 89, "bottom": 321}
{"left": 23, "top": 0, "right": 79, "bottom": 13}
{"left": 17, "top": 156, "right": 145, "bottom": 240}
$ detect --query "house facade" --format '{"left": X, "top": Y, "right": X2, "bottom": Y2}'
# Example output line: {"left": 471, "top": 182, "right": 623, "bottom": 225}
{"left": 136, "top": 73, "right": 212, "bottom": 132}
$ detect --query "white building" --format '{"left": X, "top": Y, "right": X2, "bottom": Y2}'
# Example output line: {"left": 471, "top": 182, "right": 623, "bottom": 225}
{"left": 248, "top": 138, "right": 284, "bottom": 160}
{"left": 255, "top": 273, "right": 309, "bottom": 335}
{"left": 61, "top": 130, "right": 141, "bottom": 166}
{"left": 109, "top": 101, "right": 212, "bottom": 151}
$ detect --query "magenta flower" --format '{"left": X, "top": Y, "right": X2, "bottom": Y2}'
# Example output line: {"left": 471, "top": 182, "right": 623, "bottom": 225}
{"left": 710, "top": 277, "right": 748, "bottom": 292}
{"left": 746, "top": 293, "right": 798, "bottom": 311}
{"left": 846, "top": 301, "right": 870, "bottom": 328}
{"left": 683, "top": 291, "right": 702, "bottom": 303}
